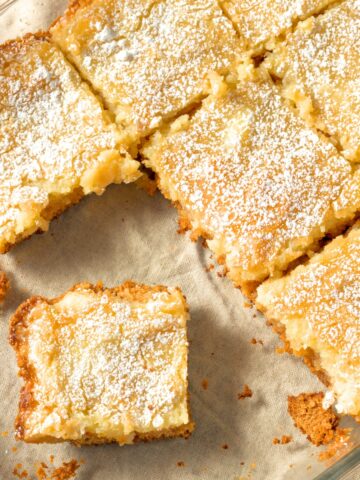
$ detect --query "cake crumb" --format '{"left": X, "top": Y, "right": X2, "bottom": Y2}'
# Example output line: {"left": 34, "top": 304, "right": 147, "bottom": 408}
{"left": 1, "top": 430, "right": 9, "bottom": 436}
{"left": 273, "top": 436, "right": 291, "bottom": 445}
{"left": 11, "top": 446, "right": 17, "bottom": 452}
{"left": 250, "top": 338, "right": 263, "bottom": 345}
{"left": 222, "top": 443, "right": 229, "bottom": 450}
{"left": 318, "top": 428, "right": 353, "bottom": 464}
{"left": 12, "top": 465, "right": 28, "bottom": 479}
{"left": 176, "top": 461, "right": 185, "bottom": 467}
{"left": 0, "top": 271, "right": 9, "bottom": 302}
{"left": 36, "top": 459, "right": 81, "bottom": 480}
{"left": 288, "top": 392, "right": 339, "bottom": 446}
{"left": 201, "top": 379, "right": 209, "bottom": 390}
{"left": 205, "top": 264, "right": 214, "bottom": 272}
{"left": 238, "top": 385, "right": 253, "bottom": 400}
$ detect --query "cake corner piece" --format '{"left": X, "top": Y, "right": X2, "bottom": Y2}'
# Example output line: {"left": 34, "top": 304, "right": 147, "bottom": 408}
{"left": 9, "top": 281, "right": 193, "bottom": 444}
{"left": 0, "top": 33, "right": 141, "bottom": 254}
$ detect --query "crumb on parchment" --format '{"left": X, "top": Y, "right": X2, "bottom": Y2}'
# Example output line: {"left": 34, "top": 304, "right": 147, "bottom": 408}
{"left": 0, "top": 271, "right": 10, "bottom": 302}
{"left": 238, "top": 385, "right": 253, "bottom": 400}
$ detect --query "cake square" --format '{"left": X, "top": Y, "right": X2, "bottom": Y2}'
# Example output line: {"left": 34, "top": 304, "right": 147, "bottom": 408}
{"left": 142, "top": 74, "right": 360, "bottom": 296}
{"left": 9, "top": 282, "right": 193, "bottom": 444}
{"left": 256, "top": 223, "right": 360, "bottom": 420}
{"left": 265, "top": 0, "right": 360, "bottom": 162}
{"left": 0, "top": 33, "right": 141, "bottom": 253}
{"left": 220, "top": 0, "right": 335, "bottom": 52}
{"left": 50, "top": 0, "right": 243, "bottom": 143}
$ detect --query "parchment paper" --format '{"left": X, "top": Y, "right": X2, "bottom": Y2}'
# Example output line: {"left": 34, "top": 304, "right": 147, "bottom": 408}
{"left": 0, "top": 2, "right": 358, "bottom": 479}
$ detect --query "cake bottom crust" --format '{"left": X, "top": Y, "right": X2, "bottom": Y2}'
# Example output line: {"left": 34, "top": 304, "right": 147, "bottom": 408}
{"left": 20, "top": 421, "right": 195, "bottom": 446}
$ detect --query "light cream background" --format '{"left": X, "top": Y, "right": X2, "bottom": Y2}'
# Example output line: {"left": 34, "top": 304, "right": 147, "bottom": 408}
{"left": 0, "top": 2, "right": 359, "bottom": 479}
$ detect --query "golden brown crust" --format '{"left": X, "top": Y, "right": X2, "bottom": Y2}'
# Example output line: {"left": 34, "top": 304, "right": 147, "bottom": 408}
{"left": 62, "top": 281, "right": 177, "bottom": 305}
{"left": 50, "top": 0, "right": 96, "bottom": 30}
{"left": 0, "top": 32, "right": 50, "bottom": 63}
{"left": 70, "top": 417, "right": 194, "bottom": 446}
{"left": 9, "top": 282, "right": 189, "bottom": 443}
{"left": 19, "top": 421, "right": 194, "bottom": 445}
{"left": 259, "top": 311, "right": 331, "bottom": 388}
{"left": 40, "top": 188, "right": 84, "bottom": 221}
{"left": 9, "top": 297, "right": 43, "bottom": 440}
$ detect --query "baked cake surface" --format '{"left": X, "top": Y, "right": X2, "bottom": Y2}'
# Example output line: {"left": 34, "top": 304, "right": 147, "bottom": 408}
{"left": 0, "top": 33, "right": 140, "bottom": 253}
{"left": 143, "top": 75, "right": 359, "bottom": 295}
{"left": 265, "top": 0, "right": 360, "bottom": 162}
{"left": 50, "top": 0, "right": 243, "bottom": 143}
{"left": 220, "top": 0, "right": 335, "bottom": 52}
{"left": 257, "top": 223, "right": 360, "bottom": 419}
{"left": 9, "top": 281, "right": 193, "bottom": 444}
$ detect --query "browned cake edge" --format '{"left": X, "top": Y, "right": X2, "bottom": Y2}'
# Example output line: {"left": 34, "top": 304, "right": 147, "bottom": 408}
{"left": 9, "top": 296, "right": 41, "bottom": 442}
{"left": 9, "top": 281, "right": 194, "bottom": 444}
{"left": 0, "top": 31, "right": 50, "bottom": 59}
{"left": 50, "top": 0, "right": 98, "bottom": 30}
{"left": 256, "top": 307, "right": 332, "bottom": 388}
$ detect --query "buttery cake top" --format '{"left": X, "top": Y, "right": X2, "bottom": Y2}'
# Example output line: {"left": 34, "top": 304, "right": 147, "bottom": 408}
{"left": 266, "top": 0, "right": 360, "bottom": 161}
{"left": 220, "top": 0, "right": 335, "bottom": 51}
{"left": 257, "top": 224, "right": 360, "bottom": 418}
{"left": 51, "top": 0, "right": 243, "bottom": 140}
{"left": 10, "top": 282, "right": 190, "bottom": 443}
{"left": 0, "top": 34, "right": 139, "bottom": 252}
{"left": 143, "top": 78, "right": 358, "bottom": 289}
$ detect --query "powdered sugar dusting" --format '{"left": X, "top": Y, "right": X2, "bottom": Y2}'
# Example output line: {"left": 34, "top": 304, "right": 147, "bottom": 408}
{"left": 51, "top": 0, "right": 242, "bottom": 138}
{"left": 144, "top": 80, "right": 355, "bottom": 284}
{"left": 26, "top": 285, "right": 189, "bottom": 441}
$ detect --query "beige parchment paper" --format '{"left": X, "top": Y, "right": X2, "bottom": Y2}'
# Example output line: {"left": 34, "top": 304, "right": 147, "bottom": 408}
{"left": 0, "top": 2, "right": 359, "bottom": 479}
